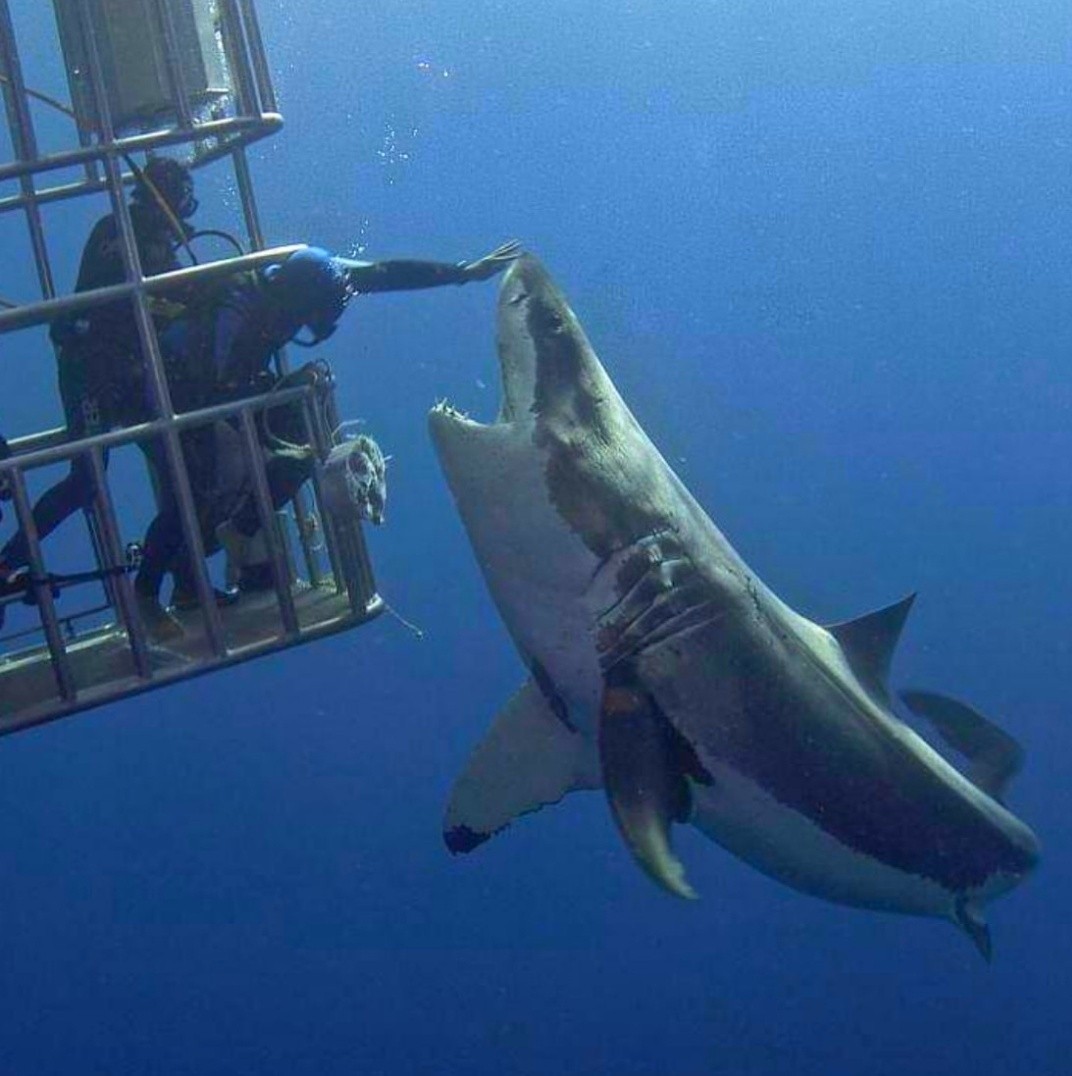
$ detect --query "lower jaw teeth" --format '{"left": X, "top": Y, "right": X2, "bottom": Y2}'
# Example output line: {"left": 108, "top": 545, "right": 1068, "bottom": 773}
{"left": 434, "top": 400, "right": 471, "bottom": 420}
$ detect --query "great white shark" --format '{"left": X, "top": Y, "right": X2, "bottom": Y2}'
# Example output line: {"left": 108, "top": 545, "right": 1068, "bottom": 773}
{"left": 428, "top": 255, "right": 1039, "bottom": 958}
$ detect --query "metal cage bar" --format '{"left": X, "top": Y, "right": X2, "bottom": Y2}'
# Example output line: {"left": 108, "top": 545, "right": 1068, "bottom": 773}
{"left": 87, "top": 444, "right": 153, "bottom": 679}
{"left": 218, "top": 0, "right": 258, "bottom": 120}
{"left": 238, "top": 407, "right": 299, "bottom": 637}
{"left": 6, "top": 468, "right": 77, "bottom": 701}
{"left": 0, "top": 0, "right": 57, "bottom": 300}
{"left": 236, "top": 0, "right": 276, "bottom": 114}
{"left": 0, "top": 113, "right": 283, "bottom": 188}
{"left": 0, "top": 245, "right": 303, "bottom": 335}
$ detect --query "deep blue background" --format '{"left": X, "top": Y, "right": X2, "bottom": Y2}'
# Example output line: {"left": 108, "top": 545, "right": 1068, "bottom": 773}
{"left": 0, "top": 2, "right": 1069, "bottom": 1073}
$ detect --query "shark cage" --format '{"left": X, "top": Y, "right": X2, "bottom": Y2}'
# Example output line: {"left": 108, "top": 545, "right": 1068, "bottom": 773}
{"left": 0, "top": 0, "right": 382, "bottom": 736}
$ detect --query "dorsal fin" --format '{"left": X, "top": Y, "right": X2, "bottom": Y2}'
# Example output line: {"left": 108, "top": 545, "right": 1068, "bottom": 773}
{"left": 900, "top": 689, "right": 1024, "bottom": 804}
{"left": 828, "top": 593, "right": 916, "bottom": 698}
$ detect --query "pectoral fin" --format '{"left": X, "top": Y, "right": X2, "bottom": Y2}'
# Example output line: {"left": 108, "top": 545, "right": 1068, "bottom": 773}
{"left": 444, "top": 678, "right": 600, "bottom": 853}
{"left": 598, "top": 671, "right": 697, "bottom": 900}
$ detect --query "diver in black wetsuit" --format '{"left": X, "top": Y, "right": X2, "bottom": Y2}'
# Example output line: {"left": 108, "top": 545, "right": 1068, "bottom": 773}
{"left": 0, "top": 158, "right": 198, "bottom": 582}
{"left": 134, "top": 240, "right": 521, "bottom": 638}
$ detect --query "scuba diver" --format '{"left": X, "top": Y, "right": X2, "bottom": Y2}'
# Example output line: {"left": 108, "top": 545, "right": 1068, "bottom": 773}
{"left": 134, "top": 240, "right": 521, "bottom": 638}
{"left": 0, "top": 157, "right": 198, "bottom": 589}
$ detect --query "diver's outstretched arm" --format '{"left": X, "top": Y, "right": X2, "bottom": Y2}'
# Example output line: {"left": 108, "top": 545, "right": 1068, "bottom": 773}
{"left": 338, "top": 240, "right": 522, "bottom": 293}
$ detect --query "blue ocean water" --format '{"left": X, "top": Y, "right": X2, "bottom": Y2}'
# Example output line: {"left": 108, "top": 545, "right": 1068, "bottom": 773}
{"left": 0, "top": 1, "right": 1069, "bottom": 1072}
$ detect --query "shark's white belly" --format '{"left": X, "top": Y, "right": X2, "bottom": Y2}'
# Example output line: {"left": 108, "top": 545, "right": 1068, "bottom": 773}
{"left": 690, "top": 763, "right": 954, "bottom": 917}
{"left": 437, "top": 423, "right": 605, "bottom": 720}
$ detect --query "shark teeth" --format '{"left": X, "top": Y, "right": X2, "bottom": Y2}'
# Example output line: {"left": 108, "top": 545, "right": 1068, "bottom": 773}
{"left": 432, "top": 399, "right": 468, "bottom": 419}
{"left": 432, "top": 398, "right": 488, "bottom": 426}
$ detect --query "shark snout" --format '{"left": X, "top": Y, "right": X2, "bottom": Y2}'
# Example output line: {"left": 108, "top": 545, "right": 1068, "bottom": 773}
{"left": 495, "top": 257, "right": 558, "bottom": 424}
{"left": 495, "top": 255, "right": 608, "bottom": 427}
{"left": 500, "top": 256, "right": 573, "bottom": 337}
{"left": 501, "top": 252, "right": 553, "bottom": 295}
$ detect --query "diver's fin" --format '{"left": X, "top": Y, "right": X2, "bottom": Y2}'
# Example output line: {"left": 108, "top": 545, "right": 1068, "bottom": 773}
{"left": 444, "top": 678, "right": 600, "bottom": 854}
{"left": 598, "top": 671, "right": 697, "bottom": 901}
{"left": 901, "top": 689, "right": 1024, "bottom": 804}
{"left": 953, "top": 895, "right": 993, "bottom": 963}
{"left": 828, "top": 594, "right": 916, "bottom": 700}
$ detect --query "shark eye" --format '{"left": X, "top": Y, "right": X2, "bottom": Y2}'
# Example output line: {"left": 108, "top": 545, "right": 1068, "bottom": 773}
{"left": 508, "top": 290, "right": 527, "bottom": 306}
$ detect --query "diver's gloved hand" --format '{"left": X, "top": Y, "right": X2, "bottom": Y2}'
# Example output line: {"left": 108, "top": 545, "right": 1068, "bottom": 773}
{"left": 457, "top": 240, "right": 522, "bottom": 282}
